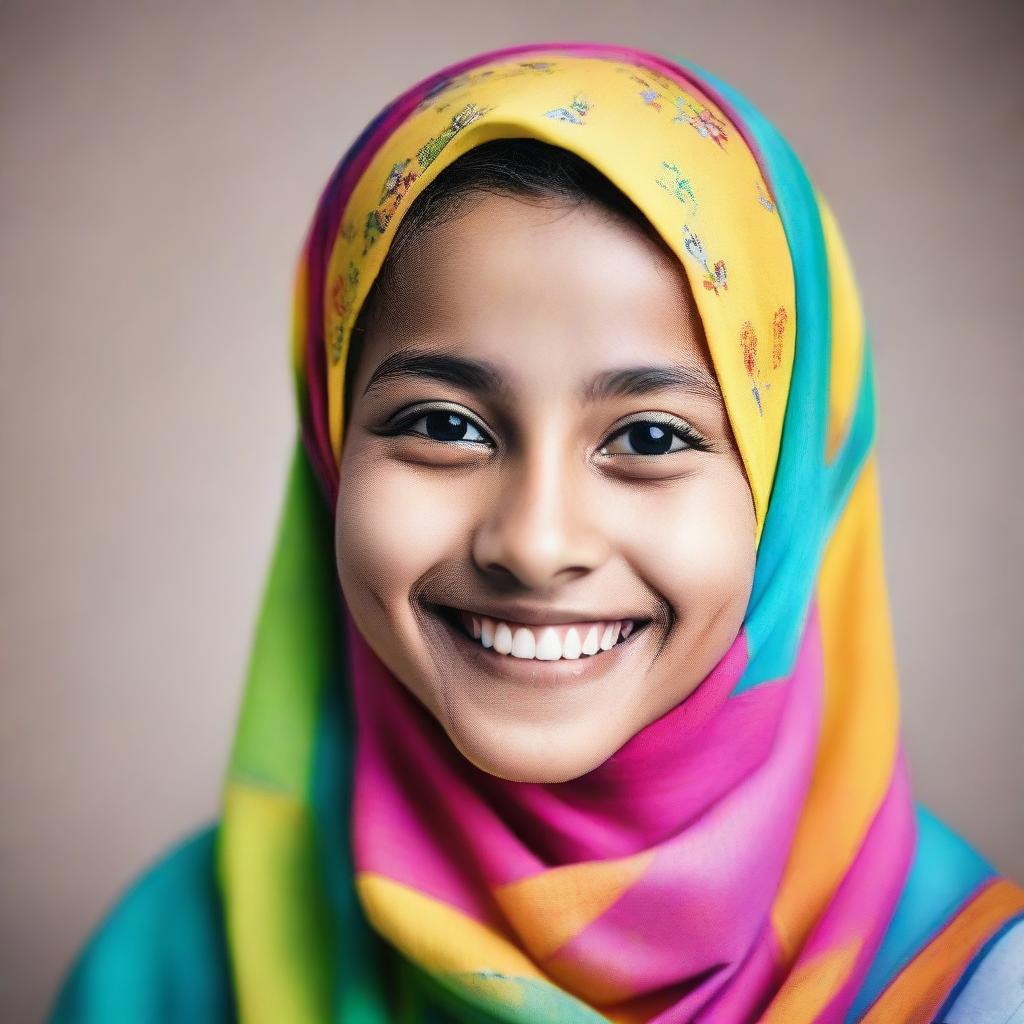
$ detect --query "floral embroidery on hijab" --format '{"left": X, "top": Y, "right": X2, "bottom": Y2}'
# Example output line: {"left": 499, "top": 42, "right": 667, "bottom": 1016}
{"left": 755, "top": 179, "right": 777, "bottom": 213}
{"left": 656, "top": 160, "right": 699, "bottom": 216}
{"left": 417, "top": 102, "right": 493, "bottom": 166}
{"left": 330, "top": 263, "right": 360, "bottom": 364}
{"left": 361, "top": 102, "right": 493, "bottom": 257}
{"left": 544, "top": 95, "right": 594, "bottom": 124}
{"left": 674, "top": 93, "right": 729, "bottom": 149}
{"left": 771, "top": 305, "right": 788, "bottom": 369}
{"left": 682, "top": 224, "right": 728, "bottom": 295}
{"left": 739, "top": 304, "right": 788, "bottom": 415}
{"left": 739, "top": 319, "right": 765, "bottom": 414}
{"left": 622, "top": 71, "right": 666, "bottom": 111}
{"left": 363, "top": 159, "right": 419, "bottom": 254}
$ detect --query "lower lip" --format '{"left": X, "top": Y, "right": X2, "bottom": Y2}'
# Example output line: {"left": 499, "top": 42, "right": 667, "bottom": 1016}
{"left": 425, "top": 605, "right": 649, "bottom": 687}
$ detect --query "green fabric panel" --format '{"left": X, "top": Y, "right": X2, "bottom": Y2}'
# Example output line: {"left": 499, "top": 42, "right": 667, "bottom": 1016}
{"left": 48, "top": 826, "right": 235, "bottom": 1022}
{"left": 227, "top": 434, "right": 341, "bottom": 794}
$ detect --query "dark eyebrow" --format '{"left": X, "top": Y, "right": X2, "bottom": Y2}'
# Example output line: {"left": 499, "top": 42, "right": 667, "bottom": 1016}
{"left": 581, "top": 363, "right": 722, "bottom": 403}
{"left": 363, "top": 348, "right": 514, "bottom": 402}
{"left": 362, "top": 346, "right": 722, "bottom": 404}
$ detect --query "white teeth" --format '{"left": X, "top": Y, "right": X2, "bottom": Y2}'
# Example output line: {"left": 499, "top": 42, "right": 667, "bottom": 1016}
{"left": 535, "top": 627, "right": 562, "bottom": 661}
{"left": 511, "top": 627, "right": 536, "bottom": 659}
{"left": 458, "top": 611, "right": 637, "bottom": 662}
{"left": 561, "top": 627, "right": 582, "bottom": 660}
{"left": 599, "top": 622, "right": 618, "bottom": 651}
{"left": 493, "top": 621, "right": 513, "bottom": 655}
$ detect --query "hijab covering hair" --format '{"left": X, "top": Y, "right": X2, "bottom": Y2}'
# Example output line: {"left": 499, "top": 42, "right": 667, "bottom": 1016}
{"left": 52, "top": 41, "right": 1024, "bottom": 1024}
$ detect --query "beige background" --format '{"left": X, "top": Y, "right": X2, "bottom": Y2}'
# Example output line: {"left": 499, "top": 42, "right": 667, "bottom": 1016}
{"left": 2, "top": 1, "right": 1022, "bottom": 1019}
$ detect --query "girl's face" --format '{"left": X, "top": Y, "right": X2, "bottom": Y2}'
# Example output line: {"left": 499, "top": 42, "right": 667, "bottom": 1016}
{"left": 336, "top": 192, "right": 756, "bottom": 783}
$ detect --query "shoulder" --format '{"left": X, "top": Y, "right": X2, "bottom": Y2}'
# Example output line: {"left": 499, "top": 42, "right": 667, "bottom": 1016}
{"left": 48, "top": 824, "right": 236, "bottom": 1023}
{"left": 940, "top": 915, "right": 1024, "bottom": 1024}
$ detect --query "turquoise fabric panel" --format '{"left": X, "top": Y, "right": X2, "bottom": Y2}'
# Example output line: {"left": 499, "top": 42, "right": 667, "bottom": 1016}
{"left": 48, "top": 825, "right": 235, "bottom": 1023}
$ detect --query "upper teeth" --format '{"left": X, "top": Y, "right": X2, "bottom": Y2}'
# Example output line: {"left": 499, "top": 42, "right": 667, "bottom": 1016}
{"left": 457, "top": 611, "right": 636, "bottom": 661}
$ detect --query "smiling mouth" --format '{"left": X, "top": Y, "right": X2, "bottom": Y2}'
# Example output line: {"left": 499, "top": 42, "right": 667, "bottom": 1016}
{"left": 426, "top": 603, "right": 653, "bottom": 663}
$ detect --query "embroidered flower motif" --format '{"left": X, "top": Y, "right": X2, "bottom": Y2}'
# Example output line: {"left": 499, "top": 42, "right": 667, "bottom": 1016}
{"left": 673, "top": 94, "right": 729, "bottom": 149}
{"left": 656, "top": 161, "right": 698, "bottom": 215}
{"left": 639, "top": 88, "right": 663, "bottom": 111}
{"left": 361, "top": 103, "right": 493, "bottom": 256}
{"left": 755, "top": 180, "right": 777, "bottom": 213}
{"left": 682, "top": 225, "right": 729, "bottom": 295}
{"left": 739, "top": 320, "right": 764, "bottom": 415}
{"left": 738, "top": 307, "right": 787, "bottom": 414}
{"left": 739, "top": 321, "right": 758, "bottom": 378}
{"left": 329, "top": 263, "right": 360, "bottom": 364}
{"left": 363, "top": 158, "right": 419, "bottom": 254}
{"left": 682, "top": 225, "right": 707, "bottom": 266}
{"left": 771, "top": 306, "right": 788, "bottom": 369}
{"left": 417, "top": 102, "right": 492, "bottom": 169}
{"left": 331, "top": 262, "right": 359, "bottom": 319}
{"left": 544, "top": 95, "right": 593, "bottom": 124}
{"left": 704, "top": 260, "right": 728, "bottom": 294}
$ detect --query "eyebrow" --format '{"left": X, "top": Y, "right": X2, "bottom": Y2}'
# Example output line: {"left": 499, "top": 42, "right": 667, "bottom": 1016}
{"left": 583, "top": 363, "right": 722, "bottom": 403}
{"left": 362, "top": 346, "right": 722, "bottom": 404}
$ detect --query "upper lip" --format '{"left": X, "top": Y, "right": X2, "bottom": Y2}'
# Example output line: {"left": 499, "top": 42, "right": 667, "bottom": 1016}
{"left": 428, "top": 600, "right": 652, "bottom": 627}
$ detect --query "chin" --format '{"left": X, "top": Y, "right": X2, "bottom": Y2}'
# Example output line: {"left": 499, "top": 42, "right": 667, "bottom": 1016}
{"left": 439, "top": 709, "right": 627, "bottom": 784}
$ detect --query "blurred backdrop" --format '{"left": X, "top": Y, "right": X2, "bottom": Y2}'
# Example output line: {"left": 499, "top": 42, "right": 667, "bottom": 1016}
{"left": 2, "top": 1, "right": 1022, "bottom": 1019}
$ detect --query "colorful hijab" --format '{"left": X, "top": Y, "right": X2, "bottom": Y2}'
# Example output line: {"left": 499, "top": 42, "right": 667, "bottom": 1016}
{"left": 53, "top": 41, "right": 1024, "bottom": 1024}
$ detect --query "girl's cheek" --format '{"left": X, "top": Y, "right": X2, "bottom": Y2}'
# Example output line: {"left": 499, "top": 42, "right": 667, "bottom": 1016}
{"left": 337, "top": 454, "right": 473, "bottom": 605}
{"left": 625, "top": 470, "right": 755, "bottom": 614}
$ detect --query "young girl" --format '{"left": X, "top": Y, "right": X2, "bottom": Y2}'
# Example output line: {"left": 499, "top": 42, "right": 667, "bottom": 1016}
{"left": 51, "top": 42, "right": 1023, "bottom": 1024}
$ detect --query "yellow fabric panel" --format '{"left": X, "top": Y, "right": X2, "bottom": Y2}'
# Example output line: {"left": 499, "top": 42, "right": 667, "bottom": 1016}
{"left": 817, "top": 191, "right": 865, "bottom": 464}
{"left": 218, "top": 783, "right": 334, "bottom": 1024}
{"left": 355, "top": 871, "right": 551, "bottom": 984}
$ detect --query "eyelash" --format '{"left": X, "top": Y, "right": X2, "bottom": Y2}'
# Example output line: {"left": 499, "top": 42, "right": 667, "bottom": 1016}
{"left": 377, "top": 403, "right": 713, "bottom": 455}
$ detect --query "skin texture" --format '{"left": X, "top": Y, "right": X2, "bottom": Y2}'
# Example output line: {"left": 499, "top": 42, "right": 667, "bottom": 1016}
{"left": 335, "top": 192, "right": 756, "bottom": 784}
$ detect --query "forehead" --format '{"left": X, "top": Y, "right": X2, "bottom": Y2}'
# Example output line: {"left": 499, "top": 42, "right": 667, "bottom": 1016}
{"left": 368, "top": 192, "right": 714, "bottom": 380}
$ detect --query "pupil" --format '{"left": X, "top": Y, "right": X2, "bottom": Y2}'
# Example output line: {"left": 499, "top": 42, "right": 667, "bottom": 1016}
{"left": 629, "top": 423, "right": 673, "bottom": 455}
{"left": 426, "top": 411, "right": 468, "bottom": 441}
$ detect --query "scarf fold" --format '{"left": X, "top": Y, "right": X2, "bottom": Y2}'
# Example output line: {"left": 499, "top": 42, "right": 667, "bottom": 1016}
{"left": 217, "top": 42, "right": 1024, "bottom": 1024}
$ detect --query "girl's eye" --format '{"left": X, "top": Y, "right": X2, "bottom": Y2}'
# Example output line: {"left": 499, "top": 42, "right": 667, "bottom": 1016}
{"left": 379, "top": 407, "right": 709, "bottom": 456}
{"left": 395, "top": 408, "right": 493, "bottom": 446}
{"left": 600, "top": 419, "right": 709, "bottom": 456}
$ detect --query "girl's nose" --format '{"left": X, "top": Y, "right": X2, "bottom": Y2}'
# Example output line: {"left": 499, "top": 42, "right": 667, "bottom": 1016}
{"left": 471, "top": 445, "right": 609, "bottom": 591}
